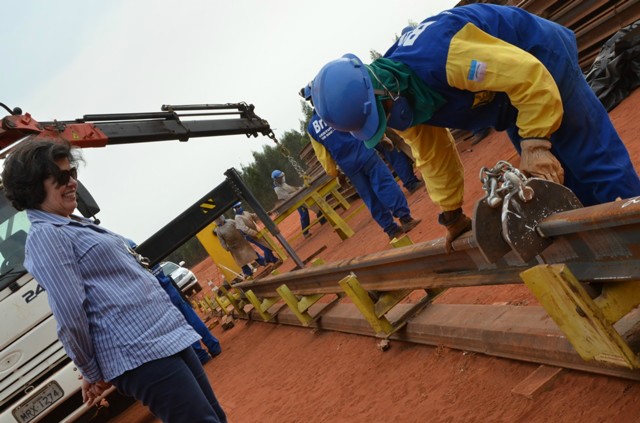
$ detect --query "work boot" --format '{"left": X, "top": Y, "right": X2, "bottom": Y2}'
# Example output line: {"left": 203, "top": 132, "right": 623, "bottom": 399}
{"left": 400, "top": 216, "right": 421, "bottom": 233}
{"left": 387, "top": 225, "right": 404, "bottom": 240}
{"left": 438, "top": 208, "right": 472, "bottom": 252}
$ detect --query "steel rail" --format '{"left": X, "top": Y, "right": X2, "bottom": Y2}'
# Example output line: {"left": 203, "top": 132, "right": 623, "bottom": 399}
{"left": 236, "top": 199, "right": 640, "bottom": 298}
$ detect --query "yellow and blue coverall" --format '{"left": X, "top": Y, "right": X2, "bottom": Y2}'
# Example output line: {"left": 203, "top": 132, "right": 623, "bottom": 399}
{"left": 308, "top": 112, "right": 413, "bottom": 237}
{"left": 383, "top": 3, "right": 640, "bottom": 207}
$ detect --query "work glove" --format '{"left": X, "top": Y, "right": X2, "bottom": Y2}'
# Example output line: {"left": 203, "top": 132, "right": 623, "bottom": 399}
{"left": 380, "top": 135, "right": 395, "bottom": 151}
{"left": 438, "top": 208, "right": 472, "bottom": 253}
{"left": 519, "top": 138, "right": 564, "bottom": 184}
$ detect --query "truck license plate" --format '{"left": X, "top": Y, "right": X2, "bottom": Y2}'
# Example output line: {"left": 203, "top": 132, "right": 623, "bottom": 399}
{"left": 12, "top": 381, "right": 64, "bottom": 423}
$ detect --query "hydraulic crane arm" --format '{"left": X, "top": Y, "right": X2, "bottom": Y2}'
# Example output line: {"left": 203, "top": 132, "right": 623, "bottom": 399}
{"left": 0, "top": 102, "right": 273, "bottom": 150}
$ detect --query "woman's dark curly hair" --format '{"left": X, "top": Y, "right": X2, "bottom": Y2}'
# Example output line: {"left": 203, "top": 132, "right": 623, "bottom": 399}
{"left": 1, "top": 137, "right": 82, "bottom": 211}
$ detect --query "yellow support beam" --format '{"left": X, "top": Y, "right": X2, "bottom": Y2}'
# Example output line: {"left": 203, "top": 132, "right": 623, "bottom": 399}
{"left": 310, "top": 192, "right": 354, "bottom": 240}
{"left": 520, "top": 264, "right": 640, "bottom": 369}
{"left": 245, "top": 289, "right": 280, "bottom": 322}
{"left": 276, "top": 284, "right": 324, "bottom": 326}
{"left": 390, "top": 234, "right": 413, "bottom": 248}
{"left": 594, "top": 280, "right": 640, "bottom": 323}
{"left": 311, "top": 258, "right": 325, "bottom": 266}
{"left": 387, "top": 234, "right": 445, "bottom": 314}
{"left": 218, "top": 285, "right": 247, "bottom": 318}
{"left": 329, "top": 186, "right": 350, "bottom": 211}
{"left": 339, "top": 273, "right": 394, "bottom": 336}
{"left": 213, "top": 294, "right": 231, "bottom": 315}
{"left": 374, "top": 290, "right": 412, "bottom": 318}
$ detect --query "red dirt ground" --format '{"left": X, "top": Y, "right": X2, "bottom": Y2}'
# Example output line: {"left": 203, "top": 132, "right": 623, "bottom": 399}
{"left": 110, "top": 89, "right": 640, "bottom": 423}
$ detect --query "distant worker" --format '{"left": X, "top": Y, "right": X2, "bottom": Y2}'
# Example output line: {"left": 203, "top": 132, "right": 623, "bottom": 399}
{"left": 375, "top": 136, "right": 424, "bottom": 195}
{"left": 271, "top": 169, "right": 312, "bottom": 238}
{"left": 213, "top": 214, "right": 261, "bottom": 278}
{"left": 126, "top": 238, "right": 222, "bottom": 365}
{"left": 302, "top": 85, "right": 421, "bottom": 240}
{"left": 311, "top": 3, "right": 640, "bottom": 250}
{"left": 233, "top": 202, "right": 280, "bottom": 265}
{"left": 152, "top": 264, "right": 222, "bottom": 363}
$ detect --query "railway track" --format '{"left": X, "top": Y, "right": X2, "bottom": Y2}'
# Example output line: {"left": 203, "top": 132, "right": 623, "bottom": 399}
{"left": 223, "top": 197, "right": 640, "bottom": 381}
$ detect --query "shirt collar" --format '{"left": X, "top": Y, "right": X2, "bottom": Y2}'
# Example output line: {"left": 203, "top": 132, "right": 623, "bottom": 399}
{"left": 27, "top": 208, "right": 95, "bottom": 227}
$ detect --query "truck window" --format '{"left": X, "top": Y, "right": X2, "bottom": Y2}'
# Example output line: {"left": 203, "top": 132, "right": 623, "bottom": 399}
{"left": 0, "top": 202, "right": 30, "bottom": 292}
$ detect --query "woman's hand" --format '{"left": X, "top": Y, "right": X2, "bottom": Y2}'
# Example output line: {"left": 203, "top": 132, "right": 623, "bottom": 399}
{"left": 80, "top": 376, "right": 112, "bottom": 407}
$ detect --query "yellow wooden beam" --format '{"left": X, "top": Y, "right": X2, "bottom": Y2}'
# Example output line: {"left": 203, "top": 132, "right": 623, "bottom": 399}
{"left": 339, "top": 273, "right": 394, "bottom": 335}
{"left": 374, "top": 289, "right": 412, "bottom": 318}
{"left": 594, "top": 280, "right": 640, "bottom": 323}
{"left": 329, "top": 187, "right": 350, "bottom": 211}
{"left": 245, "top": 290, "right": 280, "bottom": 322}
{"left": 277, "top": 284, "right": 317, "bottom": 326}
{"left": 520, "top": 264, "right": 640, "bottom": 368}
{"left": 213, "top": 295, "right": 231, "bottom": 315}
{"left": 310, "top": 192, "right": 354, "bottom": 240}
{"left": 390, "top": 234, "right": 413, "bottom": 248}
{"left": 311, "top": 258, "right": 325, "bottom": 266}
{"left": 218, "top": 285, "right": 247, "bottom": 318}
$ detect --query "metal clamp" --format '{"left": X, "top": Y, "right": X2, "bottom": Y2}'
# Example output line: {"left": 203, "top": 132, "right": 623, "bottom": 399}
{"left": 474, "top": 161, "right": 582, "bottom": 263}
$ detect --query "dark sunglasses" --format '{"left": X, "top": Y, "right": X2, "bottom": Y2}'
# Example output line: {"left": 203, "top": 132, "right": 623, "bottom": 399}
{"left": 52, "top": 167, "right": 78, "bottom": 186}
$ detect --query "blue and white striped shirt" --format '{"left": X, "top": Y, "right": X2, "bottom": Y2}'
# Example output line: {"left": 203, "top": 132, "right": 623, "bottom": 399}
{"left": 24, "top": 209, "right": 200, "bottom": 383}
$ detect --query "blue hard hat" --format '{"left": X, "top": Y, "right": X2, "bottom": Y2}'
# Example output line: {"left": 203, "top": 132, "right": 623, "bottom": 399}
{"left": 232, "top": 201, "right": 242, "bottom": 208}
{"left": 271, "top": 169, "right": 284, "bottom": 179}
{"left": 312, "top": 53, "right": 386, "bottom": 147}
{"left": 401, "top": 25, "right": 416, "bottom": 35}
{"left": 299, "top": 82, "right": 312, "bottom": 101}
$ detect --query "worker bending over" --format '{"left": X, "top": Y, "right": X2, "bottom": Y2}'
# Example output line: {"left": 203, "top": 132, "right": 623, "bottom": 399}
{"left": 302, "top": 85, "right": 421, "bottom": 240}
{"left": 311, "top": 3, "right": 640, "bottom": 249}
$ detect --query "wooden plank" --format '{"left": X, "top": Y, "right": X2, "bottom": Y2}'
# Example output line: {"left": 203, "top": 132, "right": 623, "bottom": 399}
{"left": 549, "top": 0, "right": 609, "bottom": 28}
{"left": 267, "top": 302, "right": 640, "bottom": 380}
{"left": 511, "top": 365, "right": 564, "bottom": 399}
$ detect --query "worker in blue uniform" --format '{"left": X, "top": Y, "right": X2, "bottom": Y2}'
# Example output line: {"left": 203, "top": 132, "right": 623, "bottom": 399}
{"left": 301, "top": 85, "right": 421, "bottom": 240}
{"left": 151, "top": 265, "right": 222, "bottom": 364}
{"left": 375, "top": 140, "right": 423, "bottom": 194}
{"left": 310, "top": 3, "right": 640, "bottom": 249}
{"left": 125, "top": 239, "right": 222, "bottom": 364}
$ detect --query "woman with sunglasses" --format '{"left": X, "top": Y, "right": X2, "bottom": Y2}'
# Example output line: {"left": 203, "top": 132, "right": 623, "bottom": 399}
{"left": 1, "top": 138, "right": 227, "bottom": 423}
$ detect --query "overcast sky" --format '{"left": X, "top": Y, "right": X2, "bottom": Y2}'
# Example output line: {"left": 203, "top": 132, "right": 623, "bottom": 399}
{"left": 2, "top": 0, "right": 458, "bottom": 242}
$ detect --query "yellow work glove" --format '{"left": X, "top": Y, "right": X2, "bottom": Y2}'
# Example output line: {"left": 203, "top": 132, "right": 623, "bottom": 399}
{"left": 519, "top": 138, "right": 564, "bottom": 184}
{"left": 438, "top": 208, "right": 472, "bottom": 253}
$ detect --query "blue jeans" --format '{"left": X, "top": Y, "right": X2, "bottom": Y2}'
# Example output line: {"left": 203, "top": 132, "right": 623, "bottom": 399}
{"left": 245, "top": 235, "right": 278, "bottom": 264}
{"left": 377, "top": 145, "right": 420, "bottom": 190}
{"left": 171, "top": 289, "right": 221, "bottom": 356}
{"left": 348, "top": 154, "right": 411, "bottom": 236}
{"left": 111, "top": 347, "right": 227, "bottom": 423}
{"left": 297, "top": 206, "right": 310, "bottom": 235}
